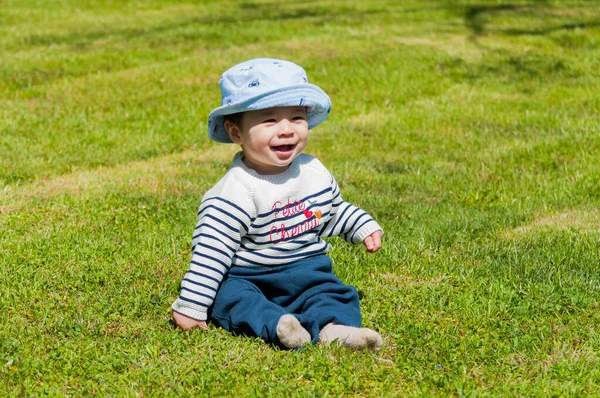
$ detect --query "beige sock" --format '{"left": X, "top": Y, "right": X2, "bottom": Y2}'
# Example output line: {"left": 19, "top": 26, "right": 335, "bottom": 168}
{"left": 319, "top": 323, "right": 383, "bottom": 351}
{"left": 276, "top": 314, "right": 311, "bottom": 349}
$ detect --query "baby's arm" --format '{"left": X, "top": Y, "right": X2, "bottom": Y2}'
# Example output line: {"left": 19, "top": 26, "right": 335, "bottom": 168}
{"left": 319, "top": 173, "right": 383, "bottom": 247}
{"left": 172, "top": 310, "right": 208, "bottom": 330}
{"left": 364, "top": 230, "right": 383, "bottom": 253}
{"left": 172, "top": 194, "right": 251, "bottom": 329}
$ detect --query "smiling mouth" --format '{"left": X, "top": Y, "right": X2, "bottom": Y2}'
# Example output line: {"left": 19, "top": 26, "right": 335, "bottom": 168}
{"left": 271, "top": 144, "right": 296, "bottom": 153}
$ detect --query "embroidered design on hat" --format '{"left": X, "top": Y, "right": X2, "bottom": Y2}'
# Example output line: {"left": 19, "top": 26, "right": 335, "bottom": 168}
{"left": 248, "top": 79, "right": 260, "bottom": 88}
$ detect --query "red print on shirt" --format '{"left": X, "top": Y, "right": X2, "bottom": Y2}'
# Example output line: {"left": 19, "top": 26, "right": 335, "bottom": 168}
{"left": 269, "top": 198, "right": 320, "bottom": 243}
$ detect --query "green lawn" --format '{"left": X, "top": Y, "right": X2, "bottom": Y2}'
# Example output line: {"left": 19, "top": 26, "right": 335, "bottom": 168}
{"left": 1, "top": 0, "right": 599, "bottom": 395}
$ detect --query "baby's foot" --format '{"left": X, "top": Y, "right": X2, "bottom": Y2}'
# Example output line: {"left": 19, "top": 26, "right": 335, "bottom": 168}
{"left": 276, "top": 314, "right": 311, "bottom": 349}
{"left": 319, "top": 324, "right": 383, "bottom": 351}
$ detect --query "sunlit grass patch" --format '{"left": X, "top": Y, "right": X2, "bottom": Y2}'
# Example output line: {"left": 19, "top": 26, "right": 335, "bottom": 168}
{"left": 0, "top": 146, "right": 237, "bottom": 209}
{"left": 503, "top": 210, "right": 600, "bottom": 238}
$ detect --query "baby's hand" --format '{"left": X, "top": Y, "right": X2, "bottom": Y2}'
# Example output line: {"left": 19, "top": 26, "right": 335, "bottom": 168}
{"left": 172, "top": 310, "right": 209, "bottom": 331}
{"left": 363, "top": 230, "right": 383, "bottom": 253}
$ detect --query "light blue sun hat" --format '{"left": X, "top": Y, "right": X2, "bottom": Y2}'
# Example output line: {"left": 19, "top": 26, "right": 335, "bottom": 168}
{"left": 207, "top": 58, "right": 332, "bottom": 143}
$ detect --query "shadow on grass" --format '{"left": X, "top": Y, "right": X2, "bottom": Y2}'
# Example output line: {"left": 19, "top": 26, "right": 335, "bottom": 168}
{"left": 504, "top": 20, "right": 600, "bottom": 36}
{"left": 22, "top": 4, "right": 382, "bottom": 49}
{"left": 465, "top": 3, "right": 521, "bottom": 39}
{"left": 434, "top": 1, "right": 597, "bottom": 82}
{"left": 6, "top": 3, "right": 382, "bottom": 90}
{"left": 463, "top": 1, "right": 600, "bottom": 40}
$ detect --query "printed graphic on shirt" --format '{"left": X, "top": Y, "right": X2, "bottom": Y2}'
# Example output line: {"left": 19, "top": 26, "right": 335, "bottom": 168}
{"left": 269, "top": 198, "right": 321, "bottom": 244}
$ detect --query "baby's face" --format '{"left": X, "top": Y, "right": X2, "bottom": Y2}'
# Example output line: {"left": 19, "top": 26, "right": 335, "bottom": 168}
{"left": 232, "top": 106, "right": 308, "bottom": 175}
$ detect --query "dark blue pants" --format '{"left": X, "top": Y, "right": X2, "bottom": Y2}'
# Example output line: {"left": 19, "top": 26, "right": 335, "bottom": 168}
{"left": 210, "top": 255, "right": 361, "bottom": 347}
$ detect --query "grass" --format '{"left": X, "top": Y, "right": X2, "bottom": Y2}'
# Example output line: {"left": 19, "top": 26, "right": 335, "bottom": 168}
{"left": 1, "top": 0, "right": 599, "bottom": 395}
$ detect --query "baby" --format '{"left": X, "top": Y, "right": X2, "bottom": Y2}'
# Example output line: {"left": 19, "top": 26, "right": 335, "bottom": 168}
{"left": 172, "top": 58, "right": 384, "bottom": 351}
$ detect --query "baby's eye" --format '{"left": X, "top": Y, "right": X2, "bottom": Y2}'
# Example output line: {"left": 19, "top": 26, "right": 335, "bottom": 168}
{"left": 262, "top": 119, "right": 276, "bottom": 124}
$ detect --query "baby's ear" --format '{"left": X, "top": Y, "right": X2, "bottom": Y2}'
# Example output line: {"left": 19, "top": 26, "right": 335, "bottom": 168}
{"left": 224, "top": 120, "right": 243, "bottom": 144}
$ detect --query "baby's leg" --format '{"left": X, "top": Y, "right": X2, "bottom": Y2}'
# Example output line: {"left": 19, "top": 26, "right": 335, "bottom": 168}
{"left": 301, "top": 281, "right": 383, "bottom": 351}
{"left": 211, "top": 277, "right": 310, "bottom": 348}
{"left": 292, "top": 256, "right": 382, "bottom": 351}
{"left": 319, "top": 324, "right": 382, "bottom": 351}
{"left": 276, "top": 314, "right": 311, "bottom": 349}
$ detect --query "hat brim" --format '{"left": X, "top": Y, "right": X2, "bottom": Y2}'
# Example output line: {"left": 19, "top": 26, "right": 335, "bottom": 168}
{"left": 207, "top": 84, "right": 331, "bottom": 143}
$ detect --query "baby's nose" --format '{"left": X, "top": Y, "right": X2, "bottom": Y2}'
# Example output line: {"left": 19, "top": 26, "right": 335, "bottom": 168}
{"left": 277, "top": 120, "right": 294, "bottom": 136}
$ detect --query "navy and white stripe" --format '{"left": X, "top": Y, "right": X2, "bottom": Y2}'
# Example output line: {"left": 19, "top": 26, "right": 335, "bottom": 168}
{"left": 318, "top": 178, "right": 379, "bottom": 243}
{"left": 172, "top": 153, "right": 383, "bottom": 321}
{"left": 176, "top": 196, "right": 251, "bottom": 317}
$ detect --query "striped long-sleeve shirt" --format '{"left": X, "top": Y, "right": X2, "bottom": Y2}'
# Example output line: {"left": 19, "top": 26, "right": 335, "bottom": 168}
{"left": 172, "top": 152, "right": 383, "bottom": 321}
